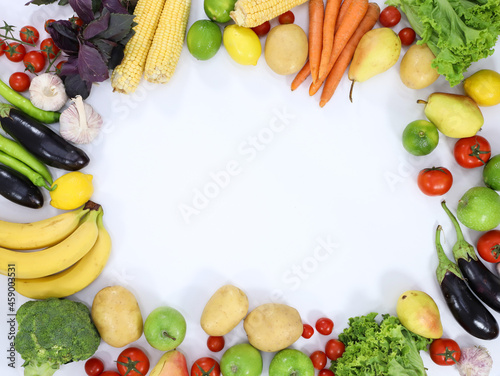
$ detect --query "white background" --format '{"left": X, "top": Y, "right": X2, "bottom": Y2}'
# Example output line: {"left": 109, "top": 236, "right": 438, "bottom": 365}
{"left": 1, "top": 0, "right": 500, "bottom": 375}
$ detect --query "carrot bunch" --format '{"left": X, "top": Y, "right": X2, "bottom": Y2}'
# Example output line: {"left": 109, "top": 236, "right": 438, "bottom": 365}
{"left": 292, "top": 0, "right": 380, "bottom": 107}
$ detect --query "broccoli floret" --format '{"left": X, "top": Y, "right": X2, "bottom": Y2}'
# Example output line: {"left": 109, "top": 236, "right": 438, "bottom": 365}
{"left": 15, "top": 298, "right": 101, "bottom": 376}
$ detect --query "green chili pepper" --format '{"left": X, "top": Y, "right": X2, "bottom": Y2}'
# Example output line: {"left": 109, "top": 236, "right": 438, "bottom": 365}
{"left": 0, "top": 151, "right": 53, "bottom": 190}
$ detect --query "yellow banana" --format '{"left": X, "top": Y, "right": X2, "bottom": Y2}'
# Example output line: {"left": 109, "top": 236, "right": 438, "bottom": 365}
{"left": 0, "top": 207, "right": 89, "bottom": 250}
{"left": 0, "top": 209, "right": 99, "bottom": 279}
{"left": 16, "top": 208, "right": 111, "bottom": 299}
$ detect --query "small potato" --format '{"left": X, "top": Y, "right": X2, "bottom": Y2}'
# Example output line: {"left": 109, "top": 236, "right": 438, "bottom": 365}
{"left": 201, "top": 284, "right": 249, "bottom": 336}
{"left": 264, "top": 24, "right": 308, "bottom": 75}
{"left": 400, "top": 43, "right": 440, "bottom": 89}
{"left": 91, "top": 285, "right": 143, "bottom": 347}
{"left": 243, "top": 303, "right": 302, "bottom": 352}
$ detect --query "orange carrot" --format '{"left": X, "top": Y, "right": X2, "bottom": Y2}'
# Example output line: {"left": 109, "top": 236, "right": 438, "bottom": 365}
{"left": 317, "top": 0, "right": 342, "bottom": 82}
{"left": 335, "top": 0, "right": 355, "bottom": 32}
{"left": 319, "top": 2, "right": 380, "bottom": 107}
{"left": 309, "top": 0, "right": 325, "bottom": 82}
{"left": 311, "top": 0, "right": 369, "bottom": 95}
{"left": 291, "top": 61, "right": 311, "bottom": 91}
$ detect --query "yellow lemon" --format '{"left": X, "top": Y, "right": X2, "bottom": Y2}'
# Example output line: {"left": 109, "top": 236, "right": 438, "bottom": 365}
{"left": 223, "top": 25, "right": 261, "bottom": 66}
{"left": 464, "top": 69, "right": 500, "bottom": 106}
{"left": 50, "top": 171, "right": 94, "bottom": 210}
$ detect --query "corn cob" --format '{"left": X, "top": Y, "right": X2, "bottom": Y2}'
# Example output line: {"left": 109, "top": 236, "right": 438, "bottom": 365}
{"left": 230, "top": 0, "right": 307, "bottom": 28}
{"left": 111, "top": 0, "right": 165, "bottom": 94}
{"left": 144, "top": 0, "right": 191, "bottom": 84}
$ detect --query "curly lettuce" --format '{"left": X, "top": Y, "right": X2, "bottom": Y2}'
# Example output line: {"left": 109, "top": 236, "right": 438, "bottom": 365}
{"left": 330, "top": 313, "right": 432, "bottom": 376}
{"left": 386, "top": 0, "right": 500, "bottom": 86}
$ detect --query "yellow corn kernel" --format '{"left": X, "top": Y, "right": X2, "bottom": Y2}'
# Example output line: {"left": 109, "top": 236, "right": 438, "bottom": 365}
{"left": 111, "top": 0, "right": 166, "bottom": 94}
{"left": 144, "top": 0, "right": 191, "bottom": 84}
{"left": 230, "top": 0, "right": 307, "bottom": 28}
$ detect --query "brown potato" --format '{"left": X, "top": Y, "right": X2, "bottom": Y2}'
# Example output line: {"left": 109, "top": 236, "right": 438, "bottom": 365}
{"left": 264, "top": 24, "right": 308, "bottom": 76}
{"left": 400, "top": 43, "right": 440, "bottom": 89}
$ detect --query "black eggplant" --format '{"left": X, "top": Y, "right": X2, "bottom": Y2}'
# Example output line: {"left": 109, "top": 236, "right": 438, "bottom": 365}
{"left": 0, "top": 104, "right": 89, "bottom": 171}
{"left": 436, "top": 225, "right": 499, "bottom": 340}
{"left": 442, "top": 201, "right": 500, "bottom": 313}
{"left": 0, "top": 164, "right": 43, "bottom": 209}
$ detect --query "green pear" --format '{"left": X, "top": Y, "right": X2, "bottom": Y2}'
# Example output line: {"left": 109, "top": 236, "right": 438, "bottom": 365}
{"left": 396, "top": 290, "right": 443, "bottom": 339}
{"left": 457, "top": 186, "right": 500, "bottom": 231}
{"left": 418, "top": 93, "right": 484, "bottom": 138}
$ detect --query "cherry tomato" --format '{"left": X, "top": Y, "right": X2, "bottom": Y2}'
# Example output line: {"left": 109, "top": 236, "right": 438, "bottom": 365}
{"left": 0, "top": 39, "right": 7, "bottom": 56}
{"left": 55, "top": 60, "right": 66, "bottom": 74}
{"left": 40, "top": 38, "right": 60, "bottom": 59}
{"left": 417, "top": 167, "right": 453, "bottom": 196}
{"left": 23, "top": 51, "right": 46, "bottom": 73}
{"left": 453, "top": 135, "right": 491, "bottom": 168}
{"left": 379, "top": 6, "right": 401, "bottom": 27}
{"left": 477, "top": 230, "right": 500, "bottom": 263}
{"left": 278, "top": 11, "right": 295, "bottom": 24}
{"left": 191, "top": 357, "right": 220, "bottom": 376}
{"left": 207, "top": 335, "right": 225, "bottom": 352}
{"left": 9, "top": 72, "right": 31, "bottom": 93}
{"left": 85, "top": 357, "right": 104, "bottom": 376}
{"left": 310, "top": 351, "right": 327, "bottom": 370}
{"left": 116, "top": 347, "right": 150, "bottom": 376}
{"left": 429, "top": 338, "right": 461, "bottom": 366}
{"left": 251, "top": 21, "right": 271, "bottom": 37}
{"left": 5, "top": 42, "right": 26, "bottom": 62}
{"left": 69, "top": 16, "right": 84, "bottom": 27}
{"left": 318, "top": 369, "right": 335, "bottom": 376}
{"left": 302, "top": 323, "right": 314, "bottom": 339}
{"left": 44, "top": 19, "right": 56, "bottom": 33}
{"left": 316, "top": 317, "right": 334, "bottom": 335}
{"left": 20, "top": 26, "right": 39, "bottom": 44}
{"left": 399, "top": 27, "right": 416, "bottom": 46}
{"left": 325, "top": 339, "right": 345, "bottom": 361}
{"left": 100, "top": 372, "right": 121, "bottom": 376}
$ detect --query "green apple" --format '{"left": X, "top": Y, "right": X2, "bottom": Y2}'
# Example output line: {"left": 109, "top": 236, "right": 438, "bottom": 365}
{"left": 483, "top": 154, "right": 500, "bottom": 191}
{"left": 220, "top": 343, "right": 262, "bottom": 376}
{"left": 144, "top": 306, "right": 186, "bottom": 351}
{"left": 457, "top": 186, "right": 500, "bottom": 231}
{"left": 269, "top": 349, "right": 314, "bottom": 376}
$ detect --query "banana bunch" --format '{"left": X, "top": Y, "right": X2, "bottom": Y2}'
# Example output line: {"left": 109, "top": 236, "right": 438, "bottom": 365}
{"left": 0, "top": 201, "right": 112, "bottom": 299}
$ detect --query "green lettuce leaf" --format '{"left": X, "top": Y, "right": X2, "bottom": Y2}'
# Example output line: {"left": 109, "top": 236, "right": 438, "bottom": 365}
{"left": 387, "top": 0, "right": 500, "bottom": 86}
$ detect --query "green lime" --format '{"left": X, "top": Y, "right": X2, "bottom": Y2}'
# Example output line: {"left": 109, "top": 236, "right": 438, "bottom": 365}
{"left": 204, "top": 0, "right": 237, "bottom": 23}
{"left": 402, "top": 120, "right": 439, "bottom": 156}
{"left": 483, "top": 154, "right": 500, "bottom": 190}
{"left": 186, "top": 20, "right": 222, "bottom": 61}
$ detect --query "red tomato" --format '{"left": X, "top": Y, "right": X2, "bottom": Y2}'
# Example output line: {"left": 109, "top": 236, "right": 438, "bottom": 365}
{"left": 379, "top": 6, "right": 401, "bottom": 27}
{"left": 278, "top": 11, "right": 295, "bottom": 24}
{"left": 302, "top": 323, "right": 314, "bottom": 339}
{"left": 417, "top": 167, "right": 453, "bottom": 196}
{"left": 310, "top": 351, "right": 327, "bottom": 370}
{"left": 399, "top": 27, "right": 416, "bottom": 46}
{"left": 191, "top": 357, "right": 220, "bottom": 376}
{"left": 85, "top": 357, "right": 104, "bottom": 376}
{"left": 0, "top": 39, "right": 7, "bottom": 56}
{"left": 23, "top": 51, "right": 46, "bottom": 73}
{"left": 44, "top": 19, "right": 56, "bottom": 33}
{"left": 116, "top": 347, "right": 150, "bottom": 376}
{"left": 207, "top": 335, "right": 225, "bottom": 352}
{"left": 9, "top": 72, "right": 30, "bottom": 92}
{"left": 40, "top": 38, "right": 60, "bottom": 59}
{"left": 100, "top": 372, "right": 121, "bottom": 376}
{"left": 20, "top": 26, "right": 39, "bottom": 44}
{"left": 318, "top": 369, "right": 335, "bottom": 376}
{"left": 316, "top": 317, "right": 334, "bottom": 335}
{"left": 69, "top": 16, "right": 84, "bottom": 27}
{"left": 477, "top": 230, "right": 500, "bottom": 263}
{"left": 325, "top": 339, "right": 345, "bottom": 361}
{"left": 251, "top": 21, "right": 271, "bottom": 37}
{"left": 55, "top": 60, "right": 66, "bottom": 74}
{"left": 429, "top": 338, "right": 461, "bottom": 366}
{"left": 453, "top": 135, "right": 491, "bottom": 168}
{"left": 5, "top": 42, "right": 26, "bottom": 62}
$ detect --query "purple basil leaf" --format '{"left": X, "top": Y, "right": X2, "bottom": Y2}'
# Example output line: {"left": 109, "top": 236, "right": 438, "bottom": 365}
{"left": 64, "top": 74, "right": 92, "bottom": 99}
{"left": 92, "top": 38, "right": 117, "bottom": 61}
{"left": 92, "top": 0, "right": 102, "bottom": 13}
{"left": 78, "top": 42, "right": 109, "bottom": 82}
{"left": 108, "top": 44, "right": 124, "bottom": 69}
{"left": 59, "top": 56, "right": 79, "bottom": 76}
{"left": 83, "top": 8, "right": 110, "bottom": 39}
{"left": 102, "top": 0, "right": 128, "bottom": 14}
{"left": 47, "top": 20, "right": 79, "bottom": 54}
{"left": 96, "top": 12, "right": 135, "bottom": 42}
{"left": 69, "top": 0, "right": 95, "bottom": 24}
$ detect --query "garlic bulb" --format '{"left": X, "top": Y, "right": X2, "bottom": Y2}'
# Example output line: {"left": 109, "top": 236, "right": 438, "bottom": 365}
{"left": 457, "top": 346, "right": 493, "bottom": 376}
{"left": 59, "top": 95, "right": 103, "bottom": 144}
{"left": 29, "top": 73, "right": 68, "bottom": 111}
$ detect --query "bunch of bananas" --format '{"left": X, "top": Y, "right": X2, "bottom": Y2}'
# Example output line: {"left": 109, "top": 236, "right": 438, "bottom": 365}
{"left": 0, "top": 201, "right": 111, "bottom": 299}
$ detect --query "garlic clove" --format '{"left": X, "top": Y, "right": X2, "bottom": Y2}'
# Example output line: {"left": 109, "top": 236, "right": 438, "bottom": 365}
{"left": 29, "top": 73, "right": 68, "bottom": 111}
{"left": 59, "top": 95, "right": 103, "bottom": 144}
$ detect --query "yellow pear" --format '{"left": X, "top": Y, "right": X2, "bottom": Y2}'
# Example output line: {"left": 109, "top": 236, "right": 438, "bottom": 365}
{"left": 396, "top": 290, "right": 443, "bottom": 339}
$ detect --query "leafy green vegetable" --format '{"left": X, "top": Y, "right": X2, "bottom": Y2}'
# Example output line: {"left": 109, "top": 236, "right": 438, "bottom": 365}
{"left": 330, "top": 313, "right": 432, "bottom": 376}
{"left": 386, "top": 0, "right": 500, "bottom": 86}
